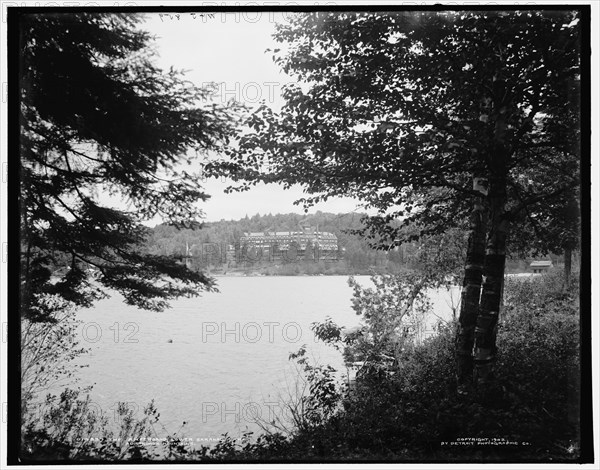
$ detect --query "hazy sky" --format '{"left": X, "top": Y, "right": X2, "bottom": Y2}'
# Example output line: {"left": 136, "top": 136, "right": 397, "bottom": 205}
{"left": 140, "top": 12, "right": 366, "bottom": 223}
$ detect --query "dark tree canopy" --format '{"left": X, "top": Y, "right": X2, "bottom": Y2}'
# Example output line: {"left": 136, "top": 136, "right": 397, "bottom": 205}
{"left": 211, "top": 10, "right": 581, "bottom": 251}
{"left": 19, "top": 13, "right": 241, "bottom": 319}
{"left": 203, "top": 10, "right": 583, "bottom": 386}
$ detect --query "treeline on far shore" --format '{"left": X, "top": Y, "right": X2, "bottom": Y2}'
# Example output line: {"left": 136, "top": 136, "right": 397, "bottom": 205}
{"left": 143, "top": 212, "right": 569, "bottom": 277}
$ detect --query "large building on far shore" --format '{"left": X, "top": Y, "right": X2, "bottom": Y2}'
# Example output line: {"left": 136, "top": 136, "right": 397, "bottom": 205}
{"left": 239, "top": 224, "right": 338, "bottom": 259}
{"left": 181, "top": 224, "right": 340, "bottom": 269}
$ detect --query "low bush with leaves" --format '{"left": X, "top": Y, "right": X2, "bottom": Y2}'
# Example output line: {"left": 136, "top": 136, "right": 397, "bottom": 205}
{"left": 22, "top": 389, "right": 199, "bottom": 461}
{"left": 273, "top": 271, "right": 582, "bottom": 460}
{"left": 21, "top": 294, "right": 90, "bottom": 415}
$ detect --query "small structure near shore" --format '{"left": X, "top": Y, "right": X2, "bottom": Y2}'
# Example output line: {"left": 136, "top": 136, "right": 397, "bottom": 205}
{"left": 530, "top": 260, "right": 553, "bottom": 274}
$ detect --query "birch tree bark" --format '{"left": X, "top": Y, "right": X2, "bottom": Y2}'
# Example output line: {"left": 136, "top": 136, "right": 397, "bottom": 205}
{"left": 473, "top": 150, "right": 509, "bottom": 385}
{"left": 456, "top": 177, "right": 488, "bottom": 393}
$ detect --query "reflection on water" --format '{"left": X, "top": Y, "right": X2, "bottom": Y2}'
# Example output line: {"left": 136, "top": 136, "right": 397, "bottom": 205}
{"left": 47, "top": 276, "right": 458, "bottom": 443}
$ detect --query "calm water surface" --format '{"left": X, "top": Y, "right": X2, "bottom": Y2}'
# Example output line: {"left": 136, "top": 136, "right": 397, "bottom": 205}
{"left": 60, "top": 276, "right": 458, "bottom": 443}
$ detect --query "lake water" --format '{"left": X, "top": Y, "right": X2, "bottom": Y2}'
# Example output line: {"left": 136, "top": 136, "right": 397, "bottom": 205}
{"left": 48, "top": 276, "right": 459, "bottom": 445}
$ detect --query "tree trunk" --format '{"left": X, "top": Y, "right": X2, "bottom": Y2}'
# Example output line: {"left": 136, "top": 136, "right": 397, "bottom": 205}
{"left": 564, "top": 246, "right": 572, "bottom": 284}
{"left": 456, "top": 177, "right": 488, "bottom": 393}
{"left": 562, "top": 194, "right": 579, "bottom": 285}
{"left": 473, "top": 172, "right": 509, "bottom": 385}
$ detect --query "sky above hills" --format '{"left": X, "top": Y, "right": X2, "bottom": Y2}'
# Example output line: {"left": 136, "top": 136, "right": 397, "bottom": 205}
{"left": 140, "top": 12, "right": 366, "bottom": 223}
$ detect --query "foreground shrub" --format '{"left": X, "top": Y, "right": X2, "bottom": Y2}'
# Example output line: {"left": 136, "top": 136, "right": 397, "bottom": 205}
{"left": 265, "top": 271, "right": 581, "bottom": 461}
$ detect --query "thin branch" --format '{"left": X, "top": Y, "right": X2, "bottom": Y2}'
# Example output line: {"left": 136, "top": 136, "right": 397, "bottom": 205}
{"left": 509, "top": 181, "right": 578, "bottom": 217}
